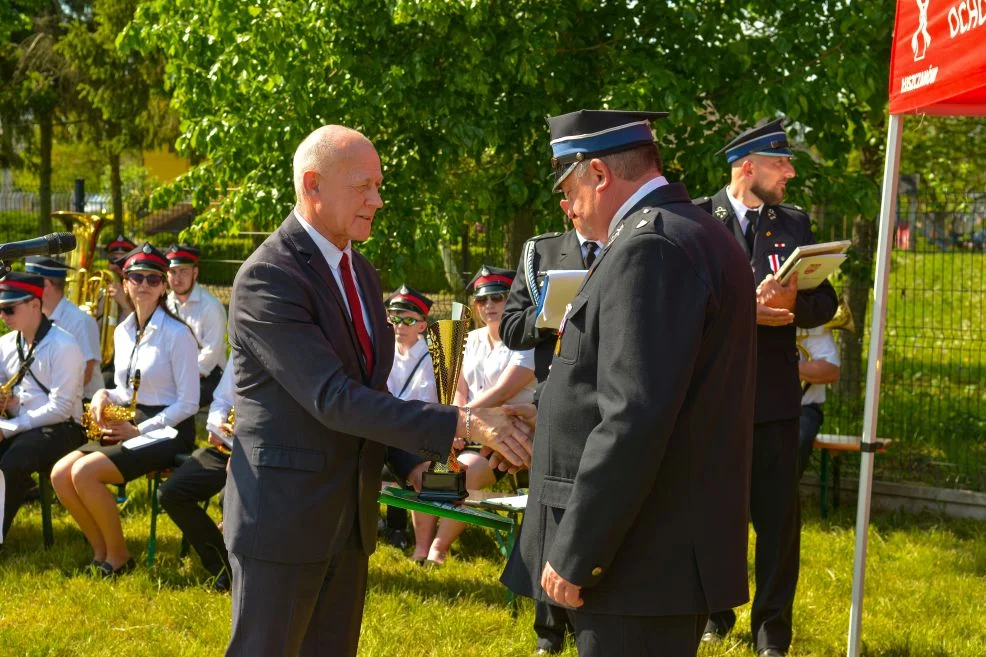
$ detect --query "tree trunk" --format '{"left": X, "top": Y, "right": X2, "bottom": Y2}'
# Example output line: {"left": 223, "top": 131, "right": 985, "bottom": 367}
{"left": 503, "top": 208, "right": 534, "bottom": 269}
{"left": 841, "top": 216, "right": 876, "bottom": 433}
{"left": 109, "top": 150, "right": 124, "bottom": 234}
{"left": 38, "top": 108, "right": 53, "bottom": 234}
{"left": 460, "top": 223, "right": 470, "bottom": 281}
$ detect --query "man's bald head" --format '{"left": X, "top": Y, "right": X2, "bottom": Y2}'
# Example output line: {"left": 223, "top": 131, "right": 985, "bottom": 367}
{"left": 293, "top": 125, "right": 372, "bottom": 204}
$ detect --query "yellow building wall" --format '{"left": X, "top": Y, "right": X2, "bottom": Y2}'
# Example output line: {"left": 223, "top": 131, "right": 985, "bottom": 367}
{"left": 142, "top": 147, "right": 190, "bottom": 183}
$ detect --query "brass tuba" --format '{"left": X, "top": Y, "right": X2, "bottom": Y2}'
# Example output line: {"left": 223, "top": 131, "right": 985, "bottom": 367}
{"left": 78, "top": 270, "right": 119, "bottom": 367}
{"left": 824, "top": 296, "right": 856, "bottom": 333}
{"left": 82, "top": 370, "right": 141, "bottom": 442}
{"left": 213, "top": 406, "right": 235, "bottom": 455}
{"left": 51, "top": 211, "right": 107, "bottom": 306}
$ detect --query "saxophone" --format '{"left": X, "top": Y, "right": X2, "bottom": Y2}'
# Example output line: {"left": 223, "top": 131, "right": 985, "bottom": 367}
{"left": 82, "top": 370, "right": 141, "bottom": 442}
{"left": 0, "top": 355, "right": 34, "bottom": 420}
{"left": 214, "top": 406, "right": 234, "bottom": 455}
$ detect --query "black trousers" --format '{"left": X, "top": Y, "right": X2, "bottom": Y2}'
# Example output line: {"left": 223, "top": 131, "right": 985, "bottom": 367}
{"left": 708, "top": 418, "right": 801, "bottom": 653}
{"left": 225, "top": 529, "right": 368, "bottom": 657}
{"left": 567, "top": 609, "right": 707, "bottom": 657}
{"left": 0, "top": 421, "right": 85, "bottom": 539}
{"left": 157, "top": 446, "right": 230, "bottom": 577}
{"left": 798, "top": 404, "right": 824, "bottom": 478}
{"left": 535, "top": 600, "right": 573, "bottom": 652}
{"left": 199, "top": 365, "right": 224, "bottom": 408}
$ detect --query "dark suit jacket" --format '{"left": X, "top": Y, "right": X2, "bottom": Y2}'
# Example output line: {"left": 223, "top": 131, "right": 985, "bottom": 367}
{"left": 501, "top": 230, "right": 585, "bottom": 387}
{"left": 502, "top": 183, "right": 757, "bottom": 616}
{"left": 225, "top": 212, "right": 458, "bottom": 563}
{"left": 695, "top": 187, "right": 838, "bottom": 423}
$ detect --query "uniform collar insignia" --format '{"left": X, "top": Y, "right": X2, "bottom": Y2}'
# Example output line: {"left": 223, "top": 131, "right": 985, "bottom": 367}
{"left": 714, "top": 206, "right": 727, "bottom": 220}
{"left": 606, "top": 222, "right": 625, "bottom": 248}
{"left": 768, "top": 208, "right": 777, "bottom": 221}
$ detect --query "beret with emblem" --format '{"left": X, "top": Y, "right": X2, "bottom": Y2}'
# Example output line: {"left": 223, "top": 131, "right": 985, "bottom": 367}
{"left": 466, "top": 266, "right": 515, "bottom": 297}
{"left": 166, "top": 243, "right": 200, "bottom": 267}
{"left": 0, "top": 271, "right": 45, "bottom": 307}
{"left": 718, "top": 118, "right": 793, "bottom": 164}
{"left": 547, "top": 109, "right": 669, "bottom": 191}
{"left": 387, "top": 284, "right": 433, "bottom": 316}
{"left": 24, "top": 255, "right": 73, "bottom": 280}
{"left": 121, "top": 242, "right": 169, "bottom": 275}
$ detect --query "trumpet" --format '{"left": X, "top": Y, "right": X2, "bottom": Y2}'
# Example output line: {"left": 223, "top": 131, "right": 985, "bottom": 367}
{"left": 82, "top": 370, "right": 141, "bottom": 442}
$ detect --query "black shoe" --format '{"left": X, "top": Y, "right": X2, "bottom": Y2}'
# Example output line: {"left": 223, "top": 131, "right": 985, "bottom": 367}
{"left": 758, "top": 650, "right": 786, "bottom": 657}
{"left": 213, "top": 571, "right": 231, "bottom": 592}
{"left": 98, "top": 557, "right": 136, "bottom": 579}
{"left": 701, "top": 618, "right": 731, "bottom": 643}
{"left": 385, "top": 528, "right": 410, "bottom": 550}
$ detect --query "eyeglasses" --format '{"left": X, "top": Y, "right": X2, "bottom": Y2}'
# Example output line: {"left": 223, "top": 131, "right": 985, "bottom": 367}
{"left": 0, "top": 301, "right": 26, "bottom": 316}
{"left": 389, "top": 315, "right": 423, "bottom": 326}
{"left": 126, "top": 272, "right": 164, "bottom": 287}
{"left": 476, "top": 293, "right": 506, "bottom": 304}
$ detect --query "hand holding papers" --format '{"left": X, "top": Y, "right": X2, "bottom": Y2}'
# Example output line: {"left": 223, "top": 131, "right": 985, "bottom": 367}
{"left": 775, "top": 240, "right": 851, "bottom": 290}
{"left": 535, "top": 270, "right": 588, "bottom": 330}
{"left": 122, "top": 426, "right": 178, "bottom": 450}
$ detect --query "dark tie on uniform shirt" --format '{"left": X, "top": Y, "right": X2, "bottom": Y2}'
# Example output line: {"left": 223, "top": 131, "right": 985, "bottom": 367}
{"left": 744, "top": 209, "right": 760, "bottom": 253}
{"left": 583, "top": 242, "right": 599, "bottom": 269}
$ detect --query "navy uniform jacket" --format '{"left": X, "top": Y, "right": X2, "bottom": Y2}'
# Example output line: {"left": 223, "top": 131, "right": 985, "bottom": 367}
{"left": 695, "top": 187, "right": 838, "bottom": 424}
{"left": 501, "top": 230, "right": 585, "bottom": 387}
{"left": 502, "top": 183, "right": 757, "bottom": 616}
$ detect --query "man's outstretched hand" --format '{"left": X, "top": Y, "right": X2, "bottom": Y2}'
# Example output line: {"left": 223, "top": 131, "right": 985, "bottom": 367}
{"left": 457, "top": 404, "right": 535, "bottom": 469}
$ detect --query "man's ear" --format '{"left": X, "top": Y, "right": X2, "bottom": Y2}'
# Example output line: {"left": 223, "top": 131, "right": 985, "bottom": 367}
{"left": 303, "top": 170, "right": 320, "bottom": 196}
{"left": 590, "top": 158, "right": 612, "bottom": 193}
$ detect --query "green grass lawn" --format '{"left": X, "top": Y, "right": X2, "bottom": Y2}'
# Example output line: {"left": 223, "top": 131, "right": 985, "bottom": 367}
{"left": 1, "top": 487, "right": 985, "bottom": 657}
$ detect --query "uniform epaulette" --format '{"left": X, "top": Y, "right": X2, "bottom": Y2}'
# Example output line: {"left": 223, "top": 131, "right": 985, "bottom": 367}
{"left": 779, "top": 202, "right": 807, "bottom": 215}
{"left": 525, "top": 231, "right": 564, "bottom": 244}
{"left": 693, "top": 196, "right": 711, "bottom": 205}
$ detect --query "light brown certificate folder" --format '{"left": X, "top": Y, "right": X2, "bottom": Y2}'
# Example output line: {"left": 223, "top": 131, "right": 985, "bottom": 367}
{"left": 534, "top": 270, "right": 588, "bottom": 330}
{"left": 776, "top": 240, "right": 851, "bottom": 289}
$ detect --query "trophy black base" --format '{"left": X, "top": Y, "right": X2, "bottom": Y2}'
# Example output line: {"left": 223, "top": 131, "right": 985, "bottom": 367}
{"left": 418, "top": 471, "right": 467, "bottom": 503}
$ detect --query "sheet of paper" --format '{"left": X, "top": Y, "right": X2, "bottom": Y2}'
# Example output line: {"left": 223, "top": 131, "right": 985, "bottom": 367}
{"left": 477, "top": 494, "right": 528, "bottom": 511}
{"left": 778, "top": 253, "right": 846, "bottom": 289}
{"left": 0, "top": 419, "right": 16, "bottom": 436}
{"left": 122, "top": 426, "right": 178, "bottom": 451}
{"left": 535, "top": 270, "right": 587, "bottom": 329}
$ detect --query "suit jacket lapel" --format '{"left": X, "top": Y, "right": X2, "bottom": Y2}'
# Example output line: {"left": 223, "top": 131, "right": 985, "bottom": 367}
{"left": 559, "top": 230, "right": 584, "bottom": 270}
{"left": 712, "top": 187, "right": 750, "bottom": 259}
{"left": 281, "top": 212, "right": 367, "bottom": 379}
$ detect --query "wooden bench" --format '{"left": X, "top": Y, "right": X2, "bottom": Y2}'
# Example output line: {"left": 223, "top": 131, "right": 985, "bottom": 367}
{"left": 812, "top": 434, "right": 892, "bottom": 519}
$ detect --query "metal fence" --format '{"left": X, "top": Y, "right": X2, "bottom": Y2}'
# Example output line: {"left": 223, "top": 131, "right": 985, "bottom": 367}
{"left": 823, "top": 191, "right": 986, "bottom": 491}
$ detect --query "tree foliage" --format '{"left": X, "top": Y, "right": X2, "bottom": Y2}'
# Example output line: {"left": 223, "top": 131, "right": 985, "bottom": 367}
{"left": 127, "top": 0, "right": 897, "bottom": 283}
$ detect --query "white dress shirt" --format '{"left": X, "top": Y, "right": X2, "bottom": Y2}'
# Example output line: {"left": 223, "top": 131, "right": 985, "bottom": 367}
{"left": 206, "top": 353, "right": 235, "bottom": 437}
{"left": 48, "top": 297, "right": 102, "bottom": 398}
{"left": 294, "top": 210, "right": 374, "bottom": 341}
{"left": 461, "top": 327, "right": 535, "bottom": 405}
{"left": 387, "top": 338, "right": 438, "bottom": 403}
{"left": 167, "top": 283, "right": 228, "bottom": 377}
{"left": 103, "top": 306, "right": 200, "bottom": 434}
{"left": 0, "top": 323, "right": 84, "bottom": 437}
{"left": 726, "top": 188, "right": 762, "bottom": 235}
{"left": 798, "top": 327, "right": 840, "bottom": 405}
{"left": 607, "top": 175, "right": 670, "bottom": 237}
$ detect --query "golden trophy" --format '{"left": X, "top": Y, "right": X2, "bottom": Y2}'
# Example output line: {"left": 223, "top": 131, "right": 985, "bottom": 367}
{"left": 419, "top": 302, "right": 471, "bottom": 503}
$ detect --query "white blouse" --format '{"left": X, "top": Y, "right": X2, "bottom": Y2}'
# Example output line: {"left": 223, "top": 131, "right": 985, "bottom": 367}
{"left": 103, "top": 306, "right": 199, "bottom": 434}
{"left": 387, "top": 338, "right": 438, "bottom": 403}
{"left": 0, "top": 323, "right": 84, "bottom": 437}
{"left": 49, "top": 297, "right": 102, "bottom": 398}
{"left": 167, "top": 283, "right": 228, "bottom": 377}
{"left": 460, "top": 327, "right": 535, "bottom": 405}
{"left": 206, "top": 353, "right": 235, "bottom": 437}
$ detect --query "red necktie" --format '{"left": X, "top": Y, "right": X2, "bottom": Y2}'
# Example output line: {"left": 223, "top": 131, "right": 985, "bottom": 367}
{"left": 339, "top": 252, "right": 374, "bottom": 375}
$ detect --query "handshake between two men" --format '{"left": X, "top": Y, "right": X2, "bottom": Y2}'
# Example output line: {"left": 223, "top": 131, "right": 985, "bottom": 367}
{"left": 458, "top": 404, "right": 536, "bottom": 473}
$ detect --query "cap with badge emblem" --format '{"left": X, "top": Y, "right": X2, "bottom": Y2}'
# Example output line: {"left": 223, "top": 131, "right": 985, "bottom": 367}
{"left": 466, "top": 266, "right": 515, "bottom": 298}
{"left": 24, "top": 256, "right": 73, "bottom": 280}
{"left": 165, "top": 243, "right": 200, "bottom": 267}
{"left": 121, "top": 242, "right": 169, "bottom": 274}
{"left": 547, "top": 109, "right": 669, "bottom": 191}
{"left": 386, "top": 284, "right": 433, "bottom": 316}
{"left": 718, "top": 118, "right": 794, "bottom": 164}
{"left": 0, "top": 271, "right": 45, "bottom": 306}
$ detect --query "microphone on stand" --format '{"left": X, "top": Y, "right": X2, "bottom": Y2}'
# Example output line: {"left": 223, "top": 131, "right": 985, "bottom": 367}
{"left": 0, "top": 233, "right": 77, "bottom": 259}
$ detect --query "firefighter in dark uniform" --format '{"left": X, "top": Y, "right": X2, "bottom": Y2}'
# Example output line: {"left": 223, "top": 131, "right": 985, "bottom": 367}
{"left": 694, "top": 119, "right": 838, "bottom": 657}
{"left": 502, "top": 227, "right": 602, "bottom": 654}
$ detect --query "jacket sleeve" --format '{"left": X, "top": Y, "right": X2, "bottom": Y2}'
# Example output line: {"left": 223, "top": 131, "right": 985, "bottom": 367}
{"left": 230, "top": 260, "right": 456, "bottom": 461}
{"left": 546, "top": 234, "right": 709, "bottom": 588}
{"left": 501, "top": 242, "right": 549, "bottom": 351}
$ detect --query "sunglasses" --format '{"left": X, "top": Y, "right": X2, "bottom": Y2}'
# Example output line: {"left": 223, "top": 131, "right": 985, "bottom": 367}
{"left": 126, "top": 272, "right": 164, "bottom": 286}
{"left": 476, "top": 293, "right": 506, "bottom": 304}
{"left": 0, "top": 301, "right": 26, "bottom": 316}
{"left": 389, "top": 315, "right": 423, "bottom": 326}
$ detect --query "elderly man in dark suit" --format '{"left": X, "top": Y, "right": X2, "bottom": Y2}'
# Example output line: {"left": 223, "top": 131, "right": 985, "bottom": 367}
{"left": 694, "top": 119, "right": 838, "bottom": 657}
{"left": 224, "top": 125, "right": 533, "bottom": 657}
{"left": 501, "top": 109, "right": 757, "bottom": 657}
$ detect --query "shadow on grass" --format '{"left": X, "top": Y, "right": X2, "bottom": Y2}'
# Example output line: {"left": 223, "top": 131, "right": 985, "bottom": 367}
{"left": 368, "top": 567, "right": 509, "bottom": 608}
